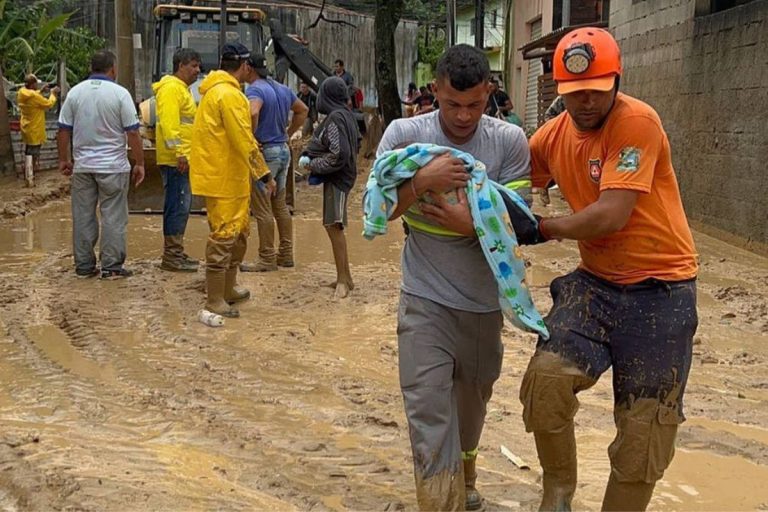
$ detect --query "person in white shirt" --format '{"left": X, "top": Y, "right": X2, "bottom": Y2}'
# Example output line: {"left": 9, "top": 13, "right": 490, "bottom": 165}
{"left": 57, "top": 50, "right": 145, "bottom": 279}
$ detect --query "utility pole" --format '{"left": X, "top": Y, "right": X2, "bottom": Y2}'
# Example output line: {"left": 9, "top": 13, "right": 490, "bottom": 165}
{"left": 114, "top": 0, "right": 135, "bottom": 98}
{"left": 219, "top": 0, "right": 228, "bottom": 64}
{"left": 446, "top": 0, "right": 456, "bottom": 47}
{"left": 474, "top": 0, "right": 485, "bottom": 49}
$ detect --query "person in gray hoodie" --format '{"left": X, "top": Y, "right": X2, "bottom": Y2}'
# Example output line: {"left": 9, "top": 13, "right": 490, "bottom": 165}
{"left": 300, "top": 77, "right": 361, "bottom": 298}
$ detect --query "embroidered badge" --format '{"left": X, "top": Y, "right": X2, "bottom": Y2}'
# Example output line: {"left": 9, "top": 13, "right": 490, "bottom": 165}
{"left": 617, "top": 147, "right": 641, "bottom": 172}
{"left": 588, "top": 158, "right": 602, "bottom": 183}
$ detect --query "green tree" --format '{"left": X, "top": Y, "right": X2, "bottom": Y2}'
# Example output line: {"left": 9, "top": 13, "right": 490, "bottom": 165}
{"left": 5, "top": 25, "right": 105, "bottom": 84}
{"left": 405, "top": 0, "right": 447, "bottom": 71}
{"left": 0, "top": 0, "right": 101, "bottom": 173}
{"left": 375, "top": 0, "right": 406, "bottom": 126}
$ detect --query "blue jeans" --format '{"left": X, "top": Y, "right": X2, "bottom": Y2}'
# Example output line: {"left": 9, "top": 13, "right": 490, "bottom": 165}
{"left": 262, "top": 143, "right": 290, "bottom": 192}
{"left": 160, "top": 165, "right": 191, "bottom": 236}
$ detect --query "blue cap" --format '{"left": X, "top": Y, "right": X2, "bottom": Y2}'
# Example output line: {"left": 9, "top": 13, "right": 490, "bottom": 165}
{"left": 221, "top": 42, "right": 250, "bottom": 60}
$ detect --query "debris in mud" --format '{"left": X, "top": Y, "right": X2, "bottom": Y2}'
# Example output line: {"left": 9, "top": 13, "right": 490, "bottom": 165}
{"left": 500, "top": 445, "right": 531, "bottom": 470}
{"left": 366, "top": 415, "right": 399, "bottom": 428}
{"left": 0, "top": 175, "right": 70, "bottom": 219}
{"left": 302, "top": 442, "right": 326, "bottom": 452}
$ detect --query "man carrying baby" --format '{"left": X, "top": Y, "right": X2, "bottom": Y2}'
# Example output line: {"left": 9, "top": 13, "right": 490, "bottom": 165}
{"left": 376, "top": 44, "right": 531, "bottom": 510}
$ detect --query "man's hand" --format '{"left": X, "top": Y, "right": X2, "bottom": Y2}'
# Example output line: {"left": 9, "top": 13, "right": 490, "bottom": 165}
{"left": 52, "top": 86, "right": 61, "bottom": 96}
{"left": 177, "top": 156, "right": 189, "bottom": 173}
{"left": 132, "top": 164, "right": 145, "bottom": 187}
{"left": 420, "top": 187, "right": 475, "bottom": 237}
{"left": 59, "top": 160, "right": 73, "bottom": 176}
{"left": 416, "top": 153, "right": 469, "bottom": 194}
{"left": 264, "top": 177, "right": 277, "bottom": 197}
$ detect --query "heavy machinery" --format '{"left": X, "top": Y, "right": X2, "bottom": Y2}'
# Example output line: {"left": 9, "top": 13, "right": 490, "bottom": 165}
{"left": 129, "top": 1, "right": 336, "bottom": 213}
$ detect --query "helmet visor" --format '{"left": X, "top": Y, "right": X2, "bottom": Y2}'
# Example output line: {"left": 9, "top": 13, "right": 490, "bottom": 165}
{"left": 557, "top": 75, "right": 616, "bottom": 95}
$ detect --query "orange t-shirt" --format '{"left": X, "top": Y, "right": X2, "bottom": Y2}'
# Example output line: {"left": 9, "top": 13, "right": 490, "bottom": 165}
{"left": 530, "top": 93, "right": 698, "bottom": 284}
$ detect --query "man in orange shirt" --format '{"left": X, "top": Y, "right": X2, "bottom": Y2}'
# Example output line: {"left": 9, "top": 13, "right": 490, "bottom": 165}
{"left": 519, "top": 28, "right": 698, "bottom": 511}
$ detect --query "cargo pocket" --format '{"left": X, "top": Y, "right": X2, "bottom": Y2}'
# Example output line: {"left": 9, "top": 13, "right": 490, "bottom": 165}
{"left": 609, "top": 401, "right": 683, "bottom": 483}
{"left": 520, "top": 368, "right": 583, "bottom": 433}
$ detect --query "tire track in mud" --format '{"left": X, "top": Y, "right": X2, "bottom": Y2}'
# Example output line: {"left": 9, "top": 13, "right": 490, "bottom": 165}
{"left": 2, "top": 189, "right": 768, "bottom": 510}
{"left": 1, "top": 251, "right": 417, "bottom": 510}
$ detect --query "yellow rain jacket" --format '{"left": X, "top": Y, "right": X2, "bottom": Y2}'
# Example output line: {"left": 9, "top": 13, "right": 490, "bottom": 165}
{"left": 18, "top": 88, "right": 57, "bottom": 146}
{"left": 152, "top": 75, "right": 196, "bottom": 166}
{"left": 190, "top": 70, "right": 268, "bottom": 199}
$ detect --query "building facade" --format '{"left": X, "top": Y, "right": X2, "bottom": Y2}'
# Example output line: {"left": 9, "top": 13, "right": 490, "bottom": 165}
{"left": 456, "top": 0, "right": 508, "bottom": 74}
{"left": 611, "top": 0, "right": 767, "bottom": 250}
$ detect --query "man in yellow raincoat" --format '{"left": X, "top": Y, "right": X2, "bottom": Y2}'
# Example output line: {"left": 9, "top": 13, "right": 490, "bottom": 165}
{"left": 153, "top": 48, "right": 201, "bottom": 272}
{"left": 18, "top": 74, "right": 59, "bottom": 172}
{"left": 189, "top": 43, "right": 270, "bottom": 318}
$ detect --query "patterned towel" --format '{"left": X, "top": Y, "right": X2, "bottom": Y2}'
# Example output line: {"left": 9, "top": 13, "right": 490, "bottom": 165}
{"left": 363, "top": 143, "right": 549, "bottom": 339}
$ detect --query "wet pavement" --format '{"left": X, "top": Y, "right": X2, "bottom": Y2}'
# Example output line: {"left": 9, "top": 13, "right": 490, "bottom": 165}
{"left": 0, "top": 178, "right": 767, "bottom": 511}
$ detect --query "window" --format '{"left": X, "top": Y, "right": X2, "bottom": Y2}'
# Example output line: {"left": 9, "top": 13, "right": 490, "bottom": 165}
{"left": 470, "top": 17, "right": 475, "bottom": 36}
{"left": 696, "top": 0, "right": 759, "bottom": 15}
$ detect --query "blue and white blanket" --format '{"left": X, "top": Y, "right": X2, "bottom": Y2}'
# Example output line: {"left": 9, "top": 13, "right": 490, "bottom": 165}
{"left": 363, "top": 143, "right": 549, "bottom": 339}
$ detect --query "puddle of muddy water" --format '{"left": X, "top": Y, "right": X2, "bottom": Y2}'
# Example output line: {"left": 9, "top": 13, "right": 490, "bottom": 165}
{"left": 26, "top": 325, "right": 119, "bottom": 385}
{"left": 0, "top": 199, "right": 404, "bottom": 271}
{"left": 578, "top": 427, "right": 768, "bottom": 511}
{"left": 686, "top": 417, "right": 768, "bottom": 445}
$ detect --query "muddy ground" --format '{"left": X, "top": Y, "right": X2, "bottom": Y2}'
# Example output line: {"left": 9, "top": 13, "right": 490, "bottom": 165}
{"left": 0, "top": 169, "right": 767, "bottom": 511}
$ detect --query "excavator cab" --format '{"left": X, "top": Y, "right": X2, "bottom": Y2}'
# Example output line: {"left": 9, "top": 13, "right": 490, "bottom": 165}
{"left": 130, "top": 3, "right": 266, "bottom": 213}
{"left": 130, "top": 2, "right": 343, "bottom": 214}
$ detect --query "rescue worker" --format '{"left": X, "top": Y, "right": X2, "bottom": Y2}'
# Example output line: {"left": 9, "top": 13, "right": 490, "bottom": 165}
{"left": 376, "top": 44, "right": 532, "bottom": 511}
{"left": 189, "top": 43, "right": 270, "bottom": 318}
{"left": 153, "top": 48, "right": 201, "bottom": 272}
{"left": 18, "top": 74, "right": 59, "bottom": 173}
{"left": 240, "top": 54, "right": 308, "bottom": 272}
{"left": 521, "top": 27, "right": 698, "bottom": 511}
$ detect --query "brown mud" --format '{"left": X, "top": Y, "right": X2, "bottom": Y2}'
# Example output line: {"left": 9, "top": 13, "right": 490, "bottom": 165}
{"left": 0, "top": 171, "right": 70, "bottom": 219}
{"left": 0, "top": 178, "right": 766, "bottom": 511}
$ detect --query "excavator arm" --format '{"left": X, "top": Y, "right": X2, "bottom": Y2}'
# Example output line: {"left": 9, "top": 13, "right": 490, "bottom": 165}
{"left": 268, "top": 19, "right": 331, "bottom": 92}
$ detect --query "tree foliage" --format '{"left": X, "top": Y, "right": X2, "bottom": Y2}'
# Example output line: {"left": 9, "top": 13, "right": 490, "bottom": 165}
{"left": 0, "top": 0, "right": 104, "bottom": 84}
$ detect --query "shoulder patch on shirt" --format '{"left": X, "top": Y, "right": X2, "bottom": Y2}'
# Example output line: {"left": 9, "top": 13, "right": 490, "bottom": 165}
{"left": 588, "top": 158, "right": 602, "bottom": 183}
{"left": 617, "top": 147, "right": 641, "bottom": 172}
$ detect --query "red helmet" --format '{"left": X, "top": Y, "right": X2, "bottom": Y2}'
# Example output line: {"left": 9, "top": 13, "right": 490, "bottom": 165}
{"left": 553, "top": 27, "right": 622, "bottom": 95}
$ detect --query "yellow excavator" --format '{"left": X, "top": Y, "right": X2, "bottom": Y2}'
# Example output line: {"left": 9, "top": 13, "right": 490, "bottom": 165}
{"left": 130, "top": 1, "right": 335, "bottom": 213}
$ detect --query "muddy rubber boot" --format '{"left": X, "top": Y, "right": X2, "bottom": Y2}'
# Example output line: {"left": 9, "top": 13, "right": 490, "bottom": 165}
{"left": 274, "top": 188, "right": 294, "bottom": 267}
{"left": 248, "top": 182, "right": 278, "bottom": 272}
{"left": 601, "top": 474, "right": 655, "bottom": 511}
{"left": 224, "top": 268, "right": 250, "bottom": 305}
{"left": 161, "top": 235, "right": 198, "bottom": 272}
{"left": 205, "top": 270, "right": 239, "bottom": 318}
{"left": 239, "top": 258, "right": 277, "bottom": 272}
{"left": 464, "top": 456, "right": 483, "bottom": 511}
{"left": 535, "top": 424, "right": 578, "bottom": 512}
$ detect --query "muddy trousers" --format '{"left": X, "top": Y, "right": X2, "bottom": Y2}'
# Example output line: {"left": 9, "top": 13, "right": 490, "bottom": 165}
{"left": 204, "top": 196, "right": 250, "bottom": 314}
{"left": 397, "top": 292, "right": 504, "bottom": 511}
{"left": 250, "top": 143, "right": 292, "bottom": 265}
{"left": 520, "top": 270, "right": 698, "bottom": 511}
{"left": 160, "top": 166, "right": 194, "bottom": 269}
{"left": 71, "top": 172, "right": 129, "bottom": 273}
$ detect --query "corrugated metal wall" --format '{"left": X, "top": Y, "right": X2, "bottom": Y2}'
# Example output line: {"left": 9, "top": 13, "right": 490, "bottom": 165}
{"left": 524, "top": 19, "right": 542, "bottom": 129}
{"left": 66, "top": 1, "right": 419, "bottom": 107}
